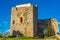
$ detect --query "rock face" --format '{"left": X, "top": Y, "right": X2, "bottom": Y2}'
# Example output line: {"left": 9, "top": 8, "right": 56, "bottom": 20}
{"left": 10, "top": 3, "right": 38, "bottom": 37}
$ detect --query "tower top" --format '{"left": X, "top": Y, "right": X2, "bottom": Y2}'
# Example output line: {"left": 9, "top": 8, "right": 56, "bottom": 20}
{"left": 16, "top": 3, "right": 32, "bottom": 7}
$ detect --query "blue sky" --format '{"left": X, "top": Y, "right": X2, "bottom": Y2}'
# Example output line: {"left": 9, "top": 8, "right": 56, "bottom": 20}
{"left": 0, "top": 0, "right": 60, "bottom": 33}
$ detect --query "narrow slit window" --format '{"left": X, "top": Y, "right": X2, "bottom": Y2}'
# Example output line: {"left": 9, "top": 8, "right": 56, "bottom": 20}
{"left": 20, "top": 17, "right": 23, "bottom": 23}
{"left": 16, "top": 8, "right": 17, "bottom": 11}
{"left": 13, "top": 20, "right": 15, "bottom": 24}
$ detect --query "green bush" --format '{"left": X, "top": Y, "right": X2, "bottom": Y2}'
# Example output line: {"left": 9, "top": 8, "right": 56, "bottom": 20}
{"left": 44, "top": 25, "right": 54, "bottom": 37}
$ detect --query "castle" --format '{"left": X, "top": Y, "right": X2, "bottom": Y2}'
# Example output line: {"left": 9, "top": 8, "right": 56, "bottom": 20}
{"left": 10, "top": 3, "right": 58, "bottom": 37}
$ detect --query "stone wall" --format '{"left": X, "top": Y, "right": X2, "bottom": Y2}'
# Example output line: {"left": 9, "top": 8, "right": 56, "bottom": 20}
{"left": 10, "top": 4, "right": 38, "bottom": 37}
{"left": 51, "top": 18, "right": 58, "bottom": 36}
{"left": 38, "top": 18, "right": 58, "bottom": 37}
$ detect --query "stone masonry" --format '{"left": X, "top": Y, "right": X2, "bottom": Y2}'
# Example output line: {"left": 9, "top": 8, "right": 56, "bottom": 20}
{"left": 10, "top": 3, "right": 58, "bottom": 37}
{"left": 10, "top": 3, "right": 38, "bottom": 37}
{"left": 38, "top": 18, "right": 58, "bottom": 37}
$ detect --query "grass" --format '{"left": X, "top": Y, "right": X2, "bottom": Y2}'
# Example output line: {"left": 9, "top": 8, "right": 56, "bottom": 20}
{"left": 44, "top": 36, "right": 60, "bottom": 40}
{"left": 0, "top": 37, "right": 41, "bottom": 40}
{"left": 0, "top": 36, "right": 60, "bottom": 40}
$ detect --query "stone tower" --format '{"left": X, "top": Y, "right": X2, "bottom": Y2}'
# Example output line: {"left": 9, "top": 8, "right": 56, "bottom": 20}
{"left": 10, "top": 3, "right": 38, "bottom": 37}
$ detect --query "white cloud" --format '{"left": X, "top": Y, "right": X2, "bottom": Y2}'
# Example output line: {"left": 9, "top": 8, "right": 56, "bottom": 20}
{"left": 5, "top": 29, "right": 10, "bottom": 32}
{"left": 58, "top": 22, "right": 60, "bottom": 24}
{"left": 5, "top": 29, "right": 10, "bottom": 34}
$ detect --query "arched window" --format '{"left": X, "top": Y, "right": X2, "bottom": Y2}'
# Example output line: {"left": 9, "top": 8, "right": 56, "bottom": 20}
{"left": 13, "top": 20, "right": 15, "bottom": 24}
{"left": 20, "top": 17, "right": 23, "bottom": 23}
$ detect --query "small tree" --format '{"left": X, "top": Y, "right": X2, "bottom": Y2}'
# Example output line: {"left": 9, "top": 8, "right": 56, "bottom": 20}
{"left": 0, "top": 33, "right": 3, "bottom": 37}
{"left": 46, "top": 26, "right": 53, "bottom": 36}
{"left": 45, "top": 25, "right": 54, "bottom": 37}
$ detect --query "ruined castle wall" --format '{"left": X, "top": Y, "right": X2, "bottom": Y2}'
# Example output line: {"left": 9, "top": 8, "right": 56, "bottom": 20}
{"left": 51, "top": 18, "right": 58, "bottom": 36}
